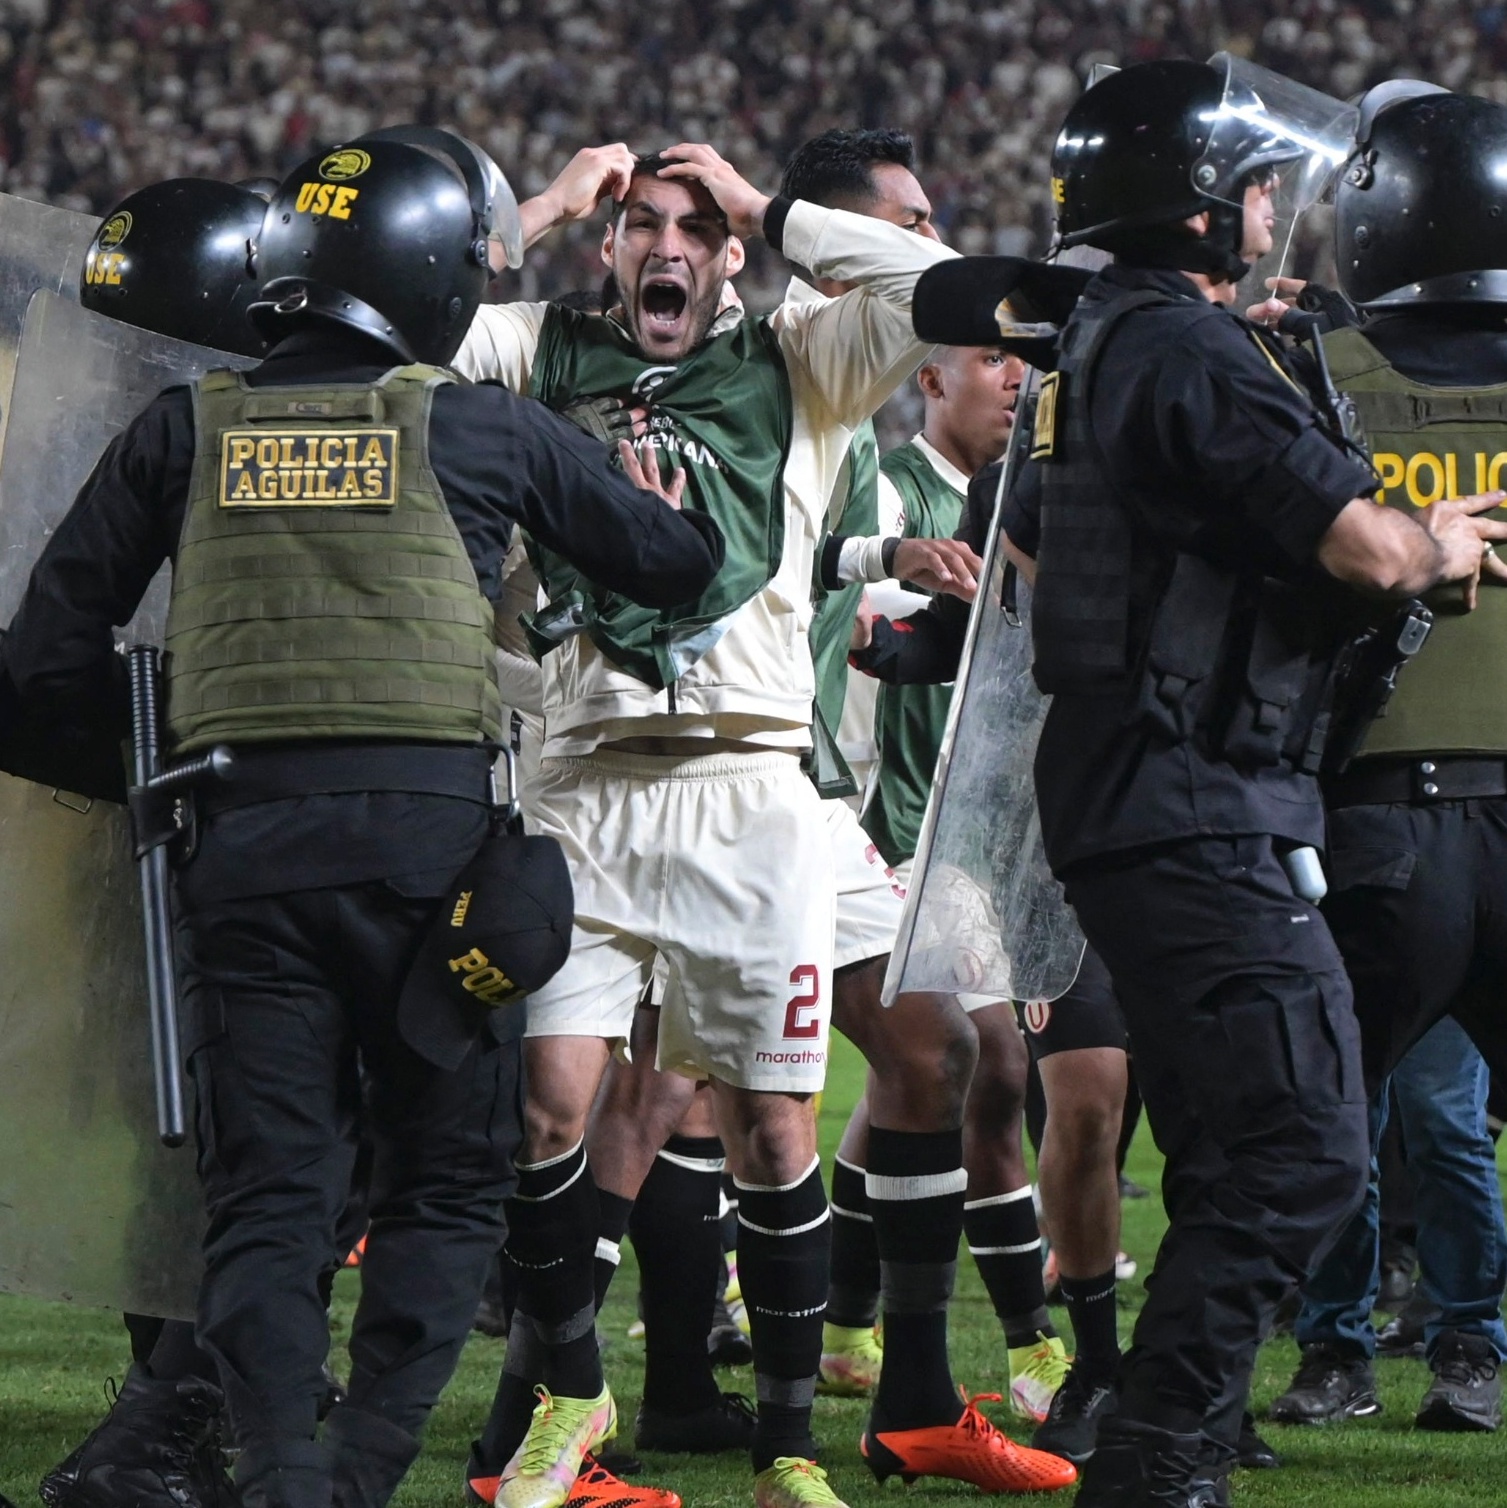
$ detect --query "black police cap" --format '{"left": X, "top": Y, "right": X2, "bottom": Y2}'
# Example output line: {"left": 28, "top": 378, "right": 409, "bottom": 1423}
{"left": 397, "top": 829, "right": 574, "bottom": 1070}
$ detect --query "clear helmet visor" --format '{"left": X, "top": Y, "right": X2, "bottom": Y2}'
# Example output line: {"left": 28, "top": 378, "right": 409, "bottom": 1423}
{"left": 469, "top": 145, "right": 524, "bottom": 271}
{"left": 1197, "top": 54, "right": 1359, "bottom": 301}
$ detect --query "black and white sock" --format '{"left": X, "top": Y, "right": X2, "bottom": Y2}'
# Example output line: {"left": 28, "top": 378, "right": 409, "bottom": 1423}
{"left": 630, "top": 1135, "right": 726, "bottom": 1416}
{"left": 504, "top": 1139, "right": 602, "bottom": 1401}
{"left": 594, "top": 1189, "right": 634, "bottom": 1310}
{"left": 963, "top": 1186, "right": 1057, "bottom": 1350}
{"left": 1060, "top": 1268, "right": 1120, "bottom": 1384}
{"left": 826, "top": 1155, "right": 880, "bottom": 1330}
{"left": 868, "top": 1127, "right": 966, "bottom": 1432}
{"left": 736, "top": 1159, "right": 830, "bottom": 1472}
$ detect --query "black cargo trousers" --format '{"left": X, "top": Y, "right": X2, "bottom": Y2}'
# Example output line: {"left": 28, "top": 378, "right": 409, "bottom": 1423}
{"left": 1063, "top": 834, "right": 1370, "bottom": 1454}
{"left": 1321, "top": 793, "right": 1507, "bottom": 1090}
{"left": 173, "top": 872, "right": 523, "bottom": 1508}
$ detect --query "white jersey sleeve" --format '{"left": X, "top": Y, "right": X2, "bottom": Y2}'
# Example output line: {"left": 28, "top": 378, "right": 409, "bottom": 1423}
{"left": 451, "top": 302, "right": 551, "bottom": 391}
{"left": 494, "top": 532, "right": 544, "bottom": 716}
{"left": 772, "top": 203, "right": 956, "bottom": 431}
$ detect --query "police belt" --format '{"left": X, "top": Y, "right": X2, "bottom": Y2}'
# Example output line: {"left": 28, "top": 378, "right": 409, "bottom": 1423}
{"left": 197, "top": 741, "right": 496, "bottom": 815}
{"left": 1322, "top": 755, "right": 1507, "bottom": 807}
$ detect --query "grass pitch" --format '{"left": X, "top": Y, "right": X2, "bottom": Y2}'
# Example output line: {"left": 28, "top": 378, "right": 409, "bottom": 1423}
{"left": 2, "top": 1033, "right": 1506, "bottom": 1506}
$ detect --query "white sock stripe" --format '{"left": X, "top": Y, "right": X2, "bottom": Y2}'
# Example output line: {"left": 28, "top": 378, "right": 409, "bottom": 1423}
{"left": 595, "top": 1238, "right": 621, "bottom": 1265}
{"left": 833, "top": 1155, "right": 866, "bottom": 1175}
{"left": 964, "top": 1186, "right": 1034, "bottom": 1211}
{"left": 514, "top": 1153, "right": 588, "bottom": 1202}
{"left": 656, "top": 1148, "right": 727, "bottom": 1174}
{"left": 829, "top": 1202, "right": 874, "bottom": 1224}
{"left": 968, "top": 1239, "right": 1041, "bottom": 1257}
{"left": 734, "top": 1155, "right": 822, "bottom": 1195}
{"left": 865, "top": 1168, "right": 968, "bottom": 1203}
{"left": 517, "top": 1138, "right": 585, "bottom": 1173}
{"left": 738, "top": 1208, "right": 831, "bottom": 1238}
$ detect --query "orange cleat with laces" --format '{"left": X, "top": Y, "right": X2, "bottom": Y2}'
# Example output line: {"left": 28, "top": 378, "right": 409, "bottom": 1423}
{"left": 860, "top": 1389, "right": 1078, "bottom": 1493}
{"left": 562, "top": 1455, "right": 681, "bottom": 1508}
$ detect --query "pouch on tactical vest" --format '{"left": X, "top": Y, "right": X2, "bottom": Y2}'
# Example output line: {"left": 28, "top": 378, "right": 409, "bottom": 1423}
{"left": 166, "top": 366, "right": 503, "bottom": 754}
{"left": 1033, "top": 289, "right": 1344, "bottom": 772}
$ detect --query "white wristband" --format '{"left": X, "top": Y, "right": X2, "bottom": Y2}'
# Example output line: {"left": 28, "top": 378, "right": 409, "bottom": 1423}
{"left": 837, "top": 534, "right": 896, "bottom": 584}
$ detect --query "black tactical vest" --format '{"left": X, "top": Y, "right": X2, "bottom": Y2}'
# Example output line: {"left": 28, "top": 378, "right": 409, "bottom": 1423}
{"left": 1032, "top": 288, "right": 1344, "bottom": 773}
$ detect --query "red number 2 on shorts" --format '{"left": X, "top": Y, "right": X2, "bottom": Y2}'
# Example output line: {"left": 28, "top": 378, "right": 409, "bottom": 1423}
{"left": 783, "top": 965, "right": 821, "bottom": 1039}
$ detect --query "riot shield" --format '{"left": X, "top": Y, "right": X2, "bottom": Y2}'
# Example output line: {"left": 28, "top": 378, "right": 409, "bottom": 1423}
{"left": 0, "top": 192, "right": 99, "bottom": 452}
{"left": 0, "top": 291, "right": 255, "bottom": 1315}
{"left": 882, "top": 396, "right": 1086, "bottom": 1008}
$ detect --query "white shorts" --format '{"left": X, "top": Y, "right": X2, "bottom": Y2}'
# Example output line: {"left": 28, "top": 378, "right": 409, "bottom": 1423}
{"left": 827, "top": 798, "right": 906, "bottom": 970}
{"left": 524, "top": 750, "right": 836, "bottom": 1093}
{"left": 889, "top": 857, "right": 1003, "bottom": 1014}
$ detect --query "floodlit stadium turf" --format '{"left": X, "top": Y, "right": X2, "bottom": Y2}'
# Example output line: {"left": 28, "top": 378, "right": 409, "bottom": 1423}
{"left": 2, "top": 1030, "right": 1505, "bottom": 1505}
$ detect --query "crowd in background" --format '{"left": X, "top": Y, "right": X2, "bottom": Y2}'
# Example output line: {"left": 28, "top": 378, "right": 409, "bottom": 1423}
{"left": 0, "top": 0, "right": 1497, "bottom": 436}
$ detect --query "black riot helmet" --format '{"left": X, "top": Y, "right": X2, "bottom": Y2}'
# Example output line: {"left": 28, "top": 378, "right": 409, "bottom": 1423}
{"left": 1052, "top": 58, "right": 1313, "bottom": 279}
{"left": 79, "top": 178, "right": 267, "bottom": 358}
{"left": 250, "top": 129, "right": 521, "bottom": 366}
{"left": 1336, "top": 88, "right": 1507, "bottom": 309}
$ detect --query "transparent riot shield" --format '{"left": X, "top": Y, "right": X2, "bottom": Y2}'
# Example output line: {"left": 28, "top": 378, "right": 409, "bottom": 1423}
{"left": 0, "top": 192, "right": 99, "bottom": 452}
{"left": 0, "top": 290, "right": 255, "bottom": 1315}
{"left": 882, "top": 390, "right": 1086, "bottom": 1008}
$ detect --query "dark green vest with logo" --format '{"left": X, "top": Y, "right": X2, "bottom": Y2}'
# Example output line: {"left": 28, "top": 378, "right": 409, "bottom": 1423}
{"left": 525, "top": 304, "right": 791, "bottom": 690}
{"left": 805, "top": 422, "right": 879, "bottom": 797}
{"left": 1324, "top": 327, "right": 1507, "bottom": 757}
{"left": 865, "top": 442, "right": 964, "bottom": 864}
{"left": 166, "top": 366, "right": 502, "bottom": 754}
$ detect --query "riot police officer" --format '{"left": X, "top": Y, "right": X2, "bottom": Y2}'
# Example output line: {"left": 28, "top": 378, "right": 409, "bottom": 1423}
{"left": 1266, "top": 85, "right": 1507, "bottom": 1437}
{"left": 979, "top": 59, "right": 1506, "bottom": 1506}
{"left": 0, "top": 130, "right": 722, "bottom": 1508}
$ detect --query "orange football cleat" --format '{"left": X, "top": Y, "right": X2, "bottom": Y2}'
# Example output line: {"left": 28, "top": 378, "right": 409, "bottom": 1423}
{"left": 861, "top": 1390, "right": 1077, "bottom": 1494}
{"left": 563, "top": 1456, "right": 681, "bottom": 1508}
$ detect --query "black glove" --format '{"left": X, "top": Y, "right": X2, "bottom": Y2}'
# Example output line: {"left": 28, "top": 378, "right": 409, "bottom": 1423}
{"left": 560, "top": 395, "right": 639, "bottom": 446}
{"left": 1296, "top": 281, "right": 1361, "bottom": 333}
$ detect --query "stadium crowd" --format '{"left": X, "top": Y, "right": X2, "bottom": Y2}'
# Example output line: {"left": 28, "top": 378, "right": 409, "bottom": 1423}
{"left": 4, "top": 0, "right": 1507, "bottom": 306}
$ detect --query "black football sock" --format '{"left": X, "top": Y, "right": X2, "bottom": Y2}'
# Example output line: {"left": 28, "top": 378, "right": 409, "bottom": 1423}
{"left": 505, "top": 1139, "right": 602, "bottom": 1401}
{"left": 736, "top": 1159, "right": 830, "bottom": 1472}
{"left": 477, "top": 1312, "right": 543, "bottom": 1470}
{"left": 963, "top": 1186, "right": 1057, "bottom": 1349}
{"left": 630, "top": 1135, "right": 725, "bottom": 1415}
{"left": 868, "top": 1127, "right": 966, "bottom": 1432}
{"left": 826, "top": 1155, "right": 880, "bottom": 1329}
{"left": 721, "top": 1172, "right": 740, "bottom": 1255}
{"left": 1060, "top": 1269, "right": 1120, "bottom": 1384}
{"left": 594, "top": 1189, "right": 635, "bottom": 1310}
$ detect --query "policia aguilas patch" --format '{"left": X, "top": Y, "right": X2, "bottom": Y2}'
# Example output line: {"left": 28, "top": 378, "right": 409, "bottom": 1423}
{"left": 219, "top": 429, "right": 400, "bottom": 507}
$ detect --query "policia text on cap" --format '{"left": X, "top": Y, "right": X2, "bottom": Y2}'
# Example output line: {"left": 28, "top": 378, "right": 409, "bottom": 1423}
{"left": 0, "top": 130, "right": 724, "bottom": 1508}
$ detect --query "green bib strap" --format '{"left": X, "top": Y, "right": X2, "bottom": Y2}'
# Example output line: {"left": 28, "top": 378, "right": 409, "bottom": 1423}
{"left": 524, "top": 303, "right": 792, "bottom": 690}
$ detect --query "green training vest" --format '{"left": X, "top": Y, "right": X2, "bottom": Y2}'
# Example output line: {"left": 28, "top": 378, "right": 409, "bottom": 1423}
{"left": 525, "top": 304, "right": 792, "bottom": 690}
{"left": 165, "top": 366, "right": 503, "bottom": 755}
{"left": 1323, "top": 327, "right": 1507, "bottom": 757}
{"left": 863, "top": 442, "right": 965, "bottom": 865}
{"left": 806, "top": 421, "right": 879, "bottom": 797}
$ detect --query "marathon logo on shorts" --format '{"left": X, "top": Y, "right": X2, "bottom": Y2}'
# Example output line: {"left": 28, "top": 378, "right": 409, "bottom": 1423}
{"left": 219, "top": 428, "right": 400, "bottom": 507}
{"left": 755, "top": 1048, "right": 827, "bottom": 1066}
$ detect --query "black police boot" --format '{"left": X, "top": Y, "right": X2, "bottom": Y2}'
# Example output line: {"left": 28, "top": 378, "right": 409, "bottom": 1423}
{"left": 1376, "top": 1289, "right": 1438, "bottom": 1359}
{"left": 1031, "top": 1363, "right": 1118, "bottom": 1464}
{"left": 317, "top": 1365, "right": 348, "bottom": 1422}
{"left": 1233, "top": 1410, "right": 1279, "bottom": 1469}
{"left": 634, "top": 1391, "right": 757, "bottom": 1453}
{"left": 707, "top": 1287, "right": 753, "bottom": 1367}
{"left": 325, "top": 1405, "right": 422, "bottom": 1508}
{"left": 39, "top": 1368, "right": 235, "bottom": 1508}
{"left": 235, "top": 1439, "right": 333, "bottom": 1508}
{"left": 1415, "top": 1330, "right": 1503, "bottom": 1432}
{"left": 1266, "top": 1342, "right": 1381, "bottom": 1425}
{"left": 1074, "top": 1420, "right": 1222, "bottom": 1508}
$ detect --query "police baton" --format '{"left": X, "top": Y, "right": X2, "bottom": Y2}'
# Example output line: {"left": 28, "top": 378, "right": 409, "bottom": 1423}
{"left": 125, "top": 644, "right": 235, "bottom": 1148}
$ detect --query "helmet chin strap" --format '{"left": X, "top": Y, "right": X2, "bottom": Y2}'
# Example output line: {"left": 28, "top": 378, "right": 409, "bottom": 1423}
{"left": 1105, "top": 203, "right": 1251, "bottom": 284}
